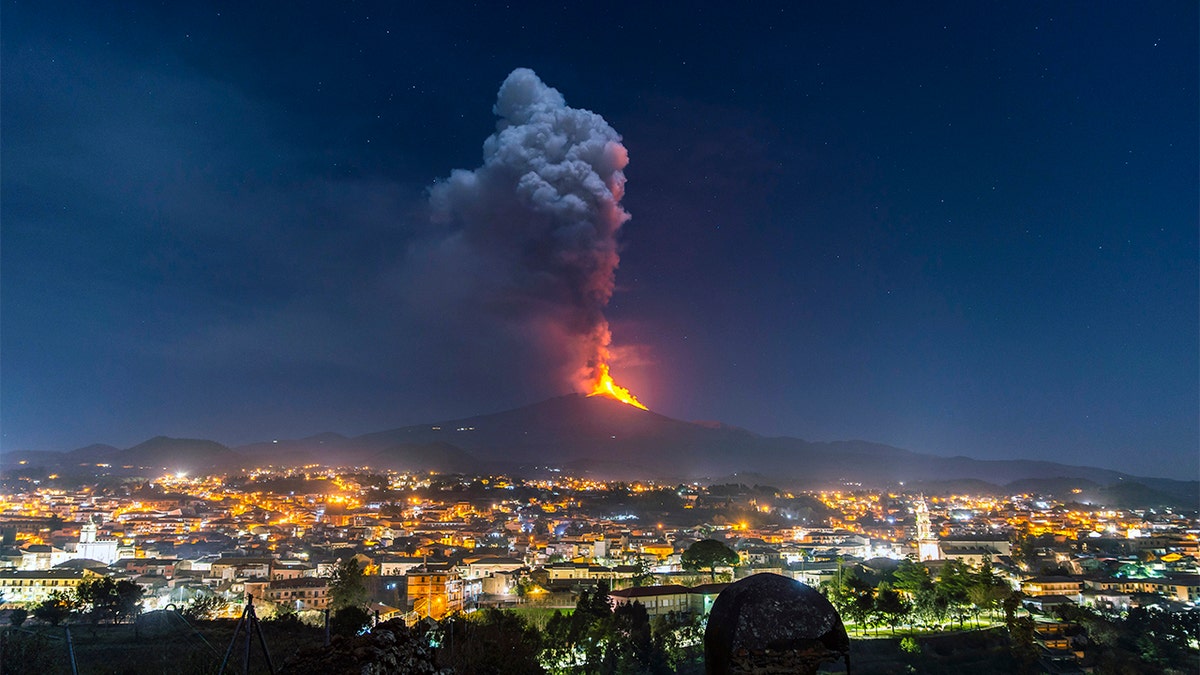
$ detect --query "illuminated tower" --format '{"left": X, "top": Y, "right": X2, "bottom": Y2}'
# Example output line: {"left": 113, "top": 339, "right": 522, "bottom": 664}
{"left": 76, "top": 516, "right": 119, "bottom": 564}
{"left": 914, "top": 496, "right": 941, "bottom": 561}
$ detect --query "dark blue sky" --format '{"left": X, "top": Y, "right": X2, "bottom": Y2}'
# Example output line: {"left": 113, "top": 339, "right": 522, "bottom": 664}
{"left": 3, "top": 2, "right": 1196, "bottom": 479}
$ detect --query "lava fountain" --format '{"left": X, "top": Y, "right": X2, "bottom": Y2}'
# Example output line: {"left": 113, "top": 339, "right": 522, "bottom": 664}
{"left": 586, "top": 361, "right": 647, "bottom": 410}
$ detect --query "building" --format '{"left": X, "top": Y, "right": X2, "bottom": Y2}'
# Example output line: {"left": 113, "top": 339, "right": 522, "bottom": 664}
{"left": 914, "top": 498, "right": 941, "bottom": 562}
{"left": 253, "top": 577, "right": 331, "bottom": 611}
{"left": 609, "top": 584, "right": 691, "bottom": 616}
{"left": 609, "top": 583, "right": 730, "bottom": 617}
{"left": 464, "top": 557, "right": 525, "bottom": 579}
{"left": 1084, "top": 574, "right": 1200, "bottom": 604}
{"left": 114, "top": 558, "right": 178, "bottom": 579}
{"left": 406, "top": 569, "right": 464, "bottom": 619}
{"left": 75, "top": 520, "right": 120, "bottom": 565}
{"left": 209, "top": 557, "right": 273, "bottom": 581}
{"left": 17, "top": 545, "right": 70, "bottom": 571}
{"left": 0, "top": 568, "right": 100, "bottom": 604}
{"left": 687, "top": 582, "right": 729, "bottom": 615}
{"left": 1021, "top": 576, "right": 1083, "bottom": 597}
{"left": 378, "top": 556, "right": 425, "bottom": 577}
{"left": 940, "top": 547, "right": 997, "bottom": 566}
{"left": 939, "top": 536, "right": 1011, "bottom": 558}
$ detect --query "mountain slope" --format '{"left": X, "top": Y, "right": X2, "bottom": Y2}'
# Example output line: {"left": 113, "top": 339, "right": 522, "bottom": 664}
{"left": 2, "top": 395, "right": 1193, "bottom": 507}
{"left": 354, "top": 395, "right": 1195, "bottom": 502}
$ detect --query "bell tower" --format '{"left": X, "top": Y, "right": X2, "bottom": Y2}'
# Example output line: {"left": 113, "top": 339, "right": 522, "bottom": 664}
{"left": 915, "top": 496, "right": 941, "bottom": 561}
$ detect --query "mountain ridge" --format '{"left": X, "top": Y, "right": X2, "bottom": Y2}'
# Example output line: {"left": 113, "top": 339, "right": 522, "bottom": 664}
{"left": 2, "top": 394, "right": 1194, "bottom": 506}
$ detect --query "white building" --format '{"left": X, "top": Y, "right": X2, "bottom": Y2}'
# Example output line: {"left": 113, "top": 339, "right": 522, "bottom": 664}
{"left": 74, "top": 521, "right": 120, "bottom": 565}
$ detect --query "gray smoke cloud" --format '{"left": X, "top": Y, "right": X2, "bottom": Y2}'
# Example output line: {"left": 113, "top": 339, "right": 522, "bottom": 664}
{"left": 415, "top": 68, "right": 633, "bottom": 394}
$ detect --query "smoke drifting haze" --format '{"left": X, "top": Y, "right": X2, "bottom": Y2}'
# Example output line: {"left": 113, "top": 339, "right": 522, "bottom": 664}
{"left": 407, "top": 68, "right": 637, "bottom": 399}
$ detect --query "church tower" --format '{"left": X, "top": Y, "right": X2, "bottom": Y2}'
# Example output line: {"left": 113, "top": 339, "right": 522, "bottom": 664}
{"left": 75, "top": 516, "right": 119, "bottom": 564}
{"left": 915, "top": 496, "right": 941, "bottom": 561}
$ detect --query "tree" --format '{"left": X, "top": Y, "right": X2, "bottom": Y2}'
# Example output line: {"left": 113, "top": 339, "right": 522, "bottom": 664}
{"left": 539, "top": 580, "right": 670, "bottom": 674}
{"left": 32, "top": 591, "right": 75, "bottom": 626}
{"left": 328, "top": 558, "right": 368, "bottom": 610}
{"left": 630, "top": 558, "right": 654, "bottom": 587}
{"left": 609, "top": 600, "right": 667, "bottom": 673}
{"left": 824, "top": 568, "right": 875, "bottom": 635}
{"left": 1001, "top": 590, "right": 1023, "bottom": 628}
{"left": 936, "top": 560, "right": 973, "bottom": 629}
{"left": 1007, "top": 616, "right": 1039, "bottom": 675}
{"left": 440, "top": 608, "right": 544, "bottom": 675}
{"left": 76, "top": 576, "right": 142, "bottom": 637}
{"left": 653, "top": 611, "right": 704, "bottom": 673}
{"left": 8, "top": 608, "right": 28, "bottom": 628}
{"left": 182, "top": 594, "right": 227, "bottom": 620}
{"left": 680, "top": 539, "right": 739, "bottom": 581}
{"left": 543, "top": 586, "right": 609, "bottom": 672}
{"left": 330, "top": 606, "right": 372, "bottom": 637}
{"left": 967, "top": 559, "right": 1010, "bottom": 623}
{"left": 77, "top": 576, "right": 121, "bottom": 628}
{"left": 873, "top": 582, "right": 910, "bottom": 635}
{"left": 892, "top": 559, "right": 933, "bottom": 597}
{"left": 114, "top": 579, "right": 144, "bottom": 625}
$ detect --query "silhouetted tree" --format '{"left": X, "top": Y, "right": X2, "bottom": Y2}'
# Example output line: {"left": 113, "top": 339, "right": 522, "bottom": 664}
{"left": 328, "top": 558, "right": 368, "bottom": 610}
{"left": 182, "top": 594, "right": 227, "bottom": 620}
{"left": 440, "top": 608, "right": 544, "bottom": 674}
{"left": 330, "top": 606, "right": 372, "bottom": 637}
{"left": 8, "top": 608, "right": 28, "bottom": 628}
{"left": 33, "top": 591, "right": 75, "bottom": 626}
{"left": 680, "top": 539, "right": 738, "bottom": 581}
{"left": 874, "top": 582, "right": 910, "bottom": 635}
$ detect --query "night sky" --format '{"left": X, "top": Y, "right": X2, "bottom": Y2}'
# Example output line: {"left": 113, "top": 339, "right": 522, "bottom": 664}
{"left": 3, "top": 3, "right": 1196, "bottom": 479}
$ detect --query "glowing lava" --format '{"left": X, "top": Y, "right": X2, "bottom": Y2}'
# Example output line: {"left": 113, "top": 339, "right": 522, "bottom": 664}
{"left": 588, "top": 363, "right": 648, "bottom": 410}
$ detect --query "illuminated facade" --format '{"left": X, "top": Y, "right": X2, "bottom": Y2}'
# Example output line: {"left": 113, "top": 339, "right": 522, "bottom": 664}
{"left": 914, "top": 497, "right": 941, "bottom": 562}
{"left": 75, "top": 520, "right": 119, "bottom": 565}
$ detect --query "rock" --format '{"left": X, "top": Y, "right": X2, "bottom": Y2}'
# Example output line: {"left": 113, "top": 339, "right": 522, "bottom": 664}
{"left": 704, "top": 573, "right": 850, "bottom": 675}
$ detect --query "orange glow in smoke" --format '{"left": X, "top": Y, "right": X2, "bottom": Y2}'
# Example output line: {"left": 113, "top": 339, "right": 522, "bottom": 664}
{"left": 588, "top": 362, "right": 648, "bottom": 410}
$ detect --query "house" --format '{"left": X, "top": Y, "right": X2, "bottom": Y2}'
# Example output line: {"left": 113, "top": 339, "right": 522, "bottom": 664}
{"left": 209, "top": 557, "right": 273, "bottom": 581}
{"left": 1021, "top": 576, "right": 1083, "bottom": 597}
{"left": 608, "top": 583, "right": 730, "bottom": 617}
{"left": 0, "top": 568, "right": 101, "bottom": 604}
{"left": 406, "top": 568, "right": 464, "bottom": 619}
{"left": 246, "top": 577, "right": 331, "bottom": 611}
{"left": 115, "top": 558, "right": 178, "bottom": 579}
{"left": 465, "top": 557, "right": 525, "bottom": 579}
{"left": 17, "top": 545, "right": 70, "bottom": 571}
{"left": 687, "top": 583, "right": 729, "bottom": 615}
{"left": 378, "top": 556, "right": 425, "bottom": 577}
{"left": 609, "top": 585, "right": 692, "bottom": 616}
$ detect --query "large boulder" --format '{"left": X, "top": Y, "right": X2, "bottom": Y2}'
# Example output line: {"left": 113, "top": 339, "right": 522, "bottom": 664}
{"left": 704, "top": 573, "right": 849, "bottom": 674}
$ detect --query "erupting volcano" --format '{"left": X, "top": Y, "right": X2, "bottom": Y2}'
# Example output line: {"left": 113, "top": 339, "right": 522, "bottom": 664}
{"left": 587, "top": 362, "right": 647, "bottom": 410}
{"left": 427, "top": 68, "right": 648, "bottom": 411}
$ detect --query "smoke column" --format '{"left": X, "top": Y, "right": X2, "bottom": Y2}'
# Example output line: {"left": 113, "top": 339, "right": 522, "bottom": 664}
{"left": 425, "top": 68, "right": 635, "bottom": 398}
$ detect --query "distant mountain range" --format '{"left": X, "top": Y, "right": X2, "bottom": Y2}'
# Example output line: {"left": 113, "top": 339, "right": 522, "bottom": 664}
{"left": 3, "top": 394, "right": 1195, "bottom": 507}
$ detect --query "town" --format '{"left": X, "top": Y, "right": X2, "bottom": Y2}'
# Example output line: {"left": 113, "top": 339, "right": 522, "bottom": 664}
{"left": 1, "top": 465, "right": 1196, "bottom": 672}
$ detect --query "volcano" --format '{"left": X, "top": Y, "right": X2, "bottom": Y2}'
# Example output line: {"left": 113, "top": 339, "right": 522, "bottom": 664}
{"left": 304, "top": 395, "right": 1189, "bottom": 494}
{"left": 3, "top": 394, "right": 1194, "bottom": 506}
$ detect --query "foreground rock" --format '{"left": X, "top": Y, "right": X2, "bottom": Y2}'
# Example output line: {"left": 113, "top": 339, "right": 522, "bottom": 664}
{"left": 704, "top": 573, "right": 850, "bottom": 674}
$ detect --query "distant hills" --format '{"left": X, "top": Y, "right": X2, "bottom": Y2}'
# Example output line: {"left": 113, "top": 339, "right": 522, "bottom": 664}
{"left": 3, "top": 394, "right": 1195, "bottom": 508}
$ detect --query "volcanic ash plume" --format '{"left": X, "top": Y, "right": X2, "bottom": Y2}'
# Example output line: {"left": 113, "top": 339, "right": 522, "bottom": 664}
{"left": 427, "top": 68, "right": 644, "bottom": 408}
